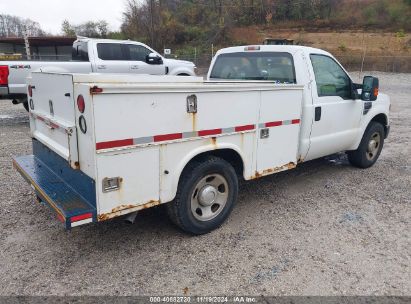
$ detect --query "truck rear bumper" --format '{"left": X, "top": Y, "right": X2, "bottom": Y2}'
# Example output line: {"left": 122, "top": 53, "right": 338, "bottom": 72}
{"left": 13, "top": 140, "right": 97, "bottom": 229}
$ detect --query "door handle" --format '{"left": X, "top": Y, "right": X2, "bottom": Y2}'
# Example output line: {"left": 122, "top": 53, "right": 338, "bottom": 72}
{"left": 97, "top": 65, "right": 106, "bottom": 70}
{"left": 315, "top": 107, "right": 322, "bottom": 121}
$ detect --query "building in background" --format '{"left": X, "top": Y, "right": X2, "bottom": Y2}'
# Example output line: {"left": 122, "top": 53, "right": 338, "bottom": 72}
{"left": 0, "top": 36, "right": 76, "bottom": 61}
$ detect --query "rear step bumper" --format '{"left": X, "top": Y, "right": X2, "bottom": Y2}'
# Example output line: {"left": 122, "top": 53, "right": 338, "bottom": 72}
{"left": 13, "top": 154, "right": 97, "bottom": 229}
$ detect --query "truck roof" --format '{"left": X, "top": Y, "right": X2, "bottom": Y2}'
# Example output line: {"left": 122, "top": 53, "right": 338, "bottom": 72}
{"left": 215, "top": 45, "right": 331, "bottom": 57}
{"left": 75, "top": 37, "right": 145, "bottom": 45}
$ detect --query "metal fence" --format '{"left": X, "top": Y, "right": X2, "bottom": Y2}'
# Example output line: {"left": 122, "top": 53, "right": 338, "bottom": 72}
{"left": 0, "top": 54, "right": 72, "bottom": 61}
{"left": 3, "top": 52, "right": 411, "bottom": 73}
{"left": 171, "top": 53, "right": 411, "bottom": 74}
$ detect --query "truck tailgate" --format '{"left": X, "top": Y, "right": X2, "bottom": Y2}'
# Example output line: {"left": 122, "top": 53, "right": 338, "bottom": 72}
{"left": 29, "top": 73, "right": 78, "bottom": 168}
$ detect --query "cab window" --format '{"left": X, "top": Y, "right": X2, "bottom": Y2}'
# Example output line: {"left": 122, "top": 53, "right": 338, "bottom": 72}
{"left": 97, "top": 43, "right": 126, "bottom": 60}
{"left": 310, "top": 54, "right": 352, "bottom": 99}
{"left": 72, "top": 41, "right": 89, "bottom": 61}
{"left": 210, "top": 52, "right": 296, "bottom": 83}
{"left": 127, "top": 45, "right": 152, "bottom": 62}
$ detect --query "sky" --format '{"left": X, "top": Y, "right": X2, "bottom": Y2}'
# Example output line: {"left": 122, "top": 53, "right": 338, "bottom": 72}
{"left": 0, "top": 0, "right": 127, "bottom": 34}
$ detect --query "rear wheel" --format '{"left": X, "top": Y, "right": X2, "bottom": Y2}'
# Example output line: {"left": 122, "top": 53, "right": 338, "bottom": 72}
{"left": 347, "top": 122, "right": 385, "bottom": 168}
{"left": 166, "top": 156, "right": 238, "bottom": 235}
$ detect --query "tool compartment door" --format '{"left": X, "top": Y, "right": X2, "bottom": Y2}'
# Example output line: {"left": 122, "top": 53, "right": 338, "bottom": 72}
{"left": 256, "top": 88, "right": 303, "bottom": 174}
{"left": 29, "top": 73, "right": 78, "bottom": 168}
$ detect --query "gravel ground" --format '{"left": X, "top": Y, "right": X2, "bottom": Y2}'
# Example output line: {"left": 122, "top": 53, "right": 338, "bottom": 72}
{"left": 0, "top": 72, "right": 409, "bottom": 296}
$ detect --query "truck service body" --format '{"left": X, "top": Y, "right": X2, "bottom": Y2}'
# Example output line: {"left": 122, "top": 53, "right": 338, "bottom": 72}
{"left": 0, "top": 38, "right": 196, "bottom": 109}
{"left": 13, "top": 45, "right": 390, "bottom": 234}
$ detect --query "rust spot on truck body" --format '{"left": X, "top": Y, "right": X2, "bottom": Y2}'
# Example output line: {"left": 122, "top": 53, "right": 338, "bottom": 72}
{"left": 210, "top": 137, "right": 217, "bottom": 149}
{"left": 250, "top": 162, "right": 297, "bottom": 180}
{"left": 98, "top": 199, "right": 161, "bottom": 221}
{"left": 191, "top": 112, "right": 197, "bottom": 131}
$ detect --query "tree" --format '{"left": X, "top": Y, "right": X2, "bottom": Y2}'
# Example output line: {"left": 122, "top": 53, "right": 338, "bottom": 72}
{"left": 61, "top": 20, "right": 76, "bottom": 36}
{"left": 0, "top": 14, "right": 45, "bottom": 37}
{"left": 61, "top": 19, "right": 110, "bottom": 38}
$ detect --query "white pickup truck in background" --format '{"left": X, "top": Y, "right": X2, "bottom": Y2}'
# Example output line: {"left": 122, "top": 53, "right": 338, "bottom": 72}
{"left": 0, "top": 37, "right": 196, "bottom": 110}
{"left": 13, "top": 45, "right": 390, "bottom": 235}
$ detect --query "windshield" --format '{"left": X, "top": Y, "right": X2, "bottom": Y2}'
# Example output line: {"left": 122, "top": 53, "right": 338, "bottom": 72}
{"left": 210, "top": 52, "right": 296, "bottom": 83}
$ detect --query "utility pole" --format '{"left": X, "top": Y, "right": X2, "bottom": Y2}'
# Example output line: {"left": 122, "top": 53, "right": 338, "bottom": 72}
{"left": 23, "top": 26, "right": 31, "bottom": 60}
{"left": 150, "top": 0, "right": 155, "bottom": 47}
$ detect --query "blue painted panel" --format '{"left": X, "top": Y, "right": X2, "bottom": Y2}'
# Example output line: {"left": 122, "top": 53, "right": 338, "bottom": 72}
{"left": 32, "top": 139, "right": 96, "bottom": 208}
{"left": 13, "top": 152, "right": 97, "bottom": 229}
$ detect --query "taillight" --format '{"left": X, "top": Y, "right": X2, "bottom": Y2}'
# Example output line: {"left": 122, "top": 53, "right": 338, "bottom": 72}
{"left": 77, "top": 95, "right": 85, "bottom": 113}
{"left": 28, "top": 85, "right": 33, "bottom": 97}
{"left": 0, "top": 66, "right": 9, "bottom": 85}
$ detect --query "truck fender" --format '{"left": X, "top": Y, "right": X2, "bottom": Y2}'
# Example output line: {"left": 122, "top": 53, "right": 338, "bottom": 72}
{"left": 349, "top": 107, "right": 389, "bottom": 151}
{"left": 162, "top": 143, "right": 246, "bottom": 203}
{"left": 168, "top": 66, "right": 196, "bottom": 76}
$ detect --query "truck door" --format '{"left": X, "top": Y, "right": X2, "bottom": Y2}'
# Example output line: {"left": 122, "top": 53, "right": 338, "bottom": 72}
{"left": 93, "top": 43, "right": 130, "bottom": 73}
{"left": 306, "top": 54, "right": 363, "bottom": 160}
{"left": 125, "top": 44, "right": 165, "bottom": 75}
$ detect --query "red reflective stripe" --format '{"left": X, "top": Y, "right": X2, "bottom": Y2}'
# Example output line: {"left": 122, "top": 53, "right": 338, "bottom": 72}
{"left": 96, "top": 139, "right": 133, "bottom": 150}
{"left": 36, "top": 115, "right": 45, "bottom": 122}
{"left": 265, "top": 121, "right": 282, "bottom": 127}
{"left": 70, "top": 213, "right": 92, "bottom": 223}
{"left": 292, "top": 119, "right": 300, "bottom": 124}
{"left": 154, "top": 133, "right": 182, "bottom": 142}
{"left": 235, "top": 124, "right": 255, "bottom": 132}
{"left": 198, "top": 129, "right": 222, "bottom": 136}
{"left": 49, "top": 122, "right": 59, "bottom": 129}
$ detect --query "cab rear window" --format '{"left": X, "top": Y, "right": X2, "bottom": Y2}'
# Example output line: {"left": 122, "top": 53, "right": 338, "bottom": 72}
{"left": 210, "top": 52, "right": 296, "bottom": 83}
{"left": 72, "top": 41, "right": 89, "bottom": 62}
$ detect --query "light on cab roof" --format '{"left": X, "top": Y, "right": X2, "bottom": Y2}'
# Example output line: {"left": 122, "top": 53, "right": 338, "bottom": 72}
{"left": 244, "top": 46, "right": 260, "bottom": 51}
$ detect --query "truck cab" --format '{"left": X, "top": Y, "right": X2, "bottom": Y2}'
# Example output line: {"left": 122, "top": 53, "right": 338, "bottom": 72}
{"left": 207, "top": 45, "right": 390, "bottom": 164}
{"left": 72, "top": 38, "right": 196, "bottom": 76}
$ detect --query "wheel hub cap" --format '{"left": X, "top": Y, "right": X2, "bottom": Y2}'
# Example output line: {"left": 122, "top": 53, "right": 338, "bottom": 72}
{"left": 366, "top": 132, "right": 381, "bottom": 161}
{"left": 190, "top": 174, "right": 229, "bottom": 222}
{"left": 368, "top": 139, "right": 377, "bottom": 152}
{"left": 198, "top": 185, "right": 217, "bottom": 206}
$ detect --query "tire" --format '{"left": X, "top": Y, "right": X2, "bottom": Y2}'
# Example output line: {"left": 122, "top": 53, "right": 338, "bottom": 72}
{"left": 166, "top": 156, "right": 238, "bottom": 235}
{"left": 347, "top": 122, "right": 385, "bottom": 168}
{"left": 23, "top": 101, "right": 29, "bottom": 112}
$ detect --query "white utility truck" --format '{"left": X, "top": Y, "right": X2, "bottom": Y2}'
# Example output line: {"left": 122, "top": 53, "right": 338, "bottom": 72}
{"left": 13, "top": 45, "right": 390, "bottom": 234}
{"left": 0, "top": 37, "right": 196, "bottom": 110}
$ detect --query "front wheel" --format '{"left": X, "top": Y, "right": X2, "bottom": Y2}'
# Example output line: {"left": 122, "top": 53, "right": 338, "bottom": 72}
{"left": 166, "top": 156, "right": 238, "bottom": 235}
{"left": 347, "top": 122, "right": 385, "bottom": 168}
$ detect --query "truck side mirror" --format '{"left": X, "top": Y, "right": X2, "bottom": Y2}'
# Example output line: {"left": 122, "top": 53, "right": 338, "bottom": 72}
{"left": 146, "top": 53, "right": 163, "bottom": 65}
{"left": 361, "top": 76, "right": 379, "bottom": 101}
